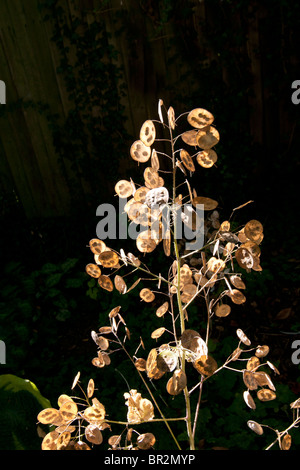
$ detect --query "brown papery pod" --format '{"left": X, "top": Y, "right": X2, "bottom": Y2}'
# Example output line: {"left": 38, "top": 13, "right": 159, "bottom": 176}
{"left": 166, "top": 369, "right": 187, "bottom": 395}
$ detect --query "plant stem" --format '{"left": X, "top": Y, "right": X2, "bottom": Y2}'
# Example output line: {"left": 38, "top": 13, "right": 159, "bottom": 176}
{"left": 169, "top": 121, "right": 195, "bottom": 450}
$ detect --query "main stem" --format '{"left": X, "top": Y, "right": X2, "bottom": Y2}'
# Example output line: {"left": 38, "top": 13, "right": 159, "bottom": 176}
{"left": 170, "top": 125, "right": 195, "bottom": 450}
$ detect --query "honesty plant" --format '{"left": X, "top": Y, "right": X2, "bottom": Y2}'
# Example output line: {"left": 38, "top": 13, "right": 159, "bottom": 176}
{"left": 37, "top": 102, "right": 297, "bottom": 451}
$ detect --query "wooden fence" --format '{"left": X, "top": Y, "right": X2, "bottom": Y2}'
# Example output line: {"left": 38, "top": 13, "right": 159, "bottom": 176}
{"left": 0, "top": 0, "right": 298, "bottom": 218}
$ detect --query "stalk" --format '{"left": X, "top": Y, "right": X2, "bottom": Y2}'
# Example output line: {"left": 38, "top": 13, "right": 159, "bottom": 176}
{"left": 169, "top": 122, "right": 195, "bottom": 450}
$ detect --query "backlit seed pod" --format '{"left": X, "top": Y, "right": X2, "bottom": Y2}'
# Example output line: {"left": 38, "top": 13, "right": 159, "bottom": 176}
{"left": 180, "top": 149, "right": 195, "bottom": 172}
{"left": 247, "top": 420, "right": 264, "bottom": 435}
{"left": 97, "top": 250, "right": 119, "bottom": 268}
{"left": 197, "top": 126, "right": 220, "bottom": 149}
{"left": 196, "top": 149, "right": 218, "bottom": 168}
{"left": 130, "top": 140, "right": 151, "bottom": 163}
{"left": 115, "top": 179, "right": 134, "bottom": 198}
{"left": 244, "top": 220, "right": 263, "bottom": 243}
{"left": 140, "top": 120, "right": 156, "bottom": 147}
{"left": 86, "top": 263, "right": 101, "bottom": 278}
{"left": 187, "top": 108, "right": 214, "bottom": 129}
{"left": 166, "top": 369, "right": 187, "bottom": 395}
{"left": 139, "top": 288, "right": 155, "bottom": 302}
{"left": 89, "top": 238, "right": 106, "bottom": 254}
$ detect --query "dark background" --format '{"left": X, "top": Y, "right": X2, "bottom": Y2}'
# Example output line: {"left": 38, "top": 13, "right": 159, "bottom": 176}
{"left": 0, "top": 0, "right": 299, "bottom": 450}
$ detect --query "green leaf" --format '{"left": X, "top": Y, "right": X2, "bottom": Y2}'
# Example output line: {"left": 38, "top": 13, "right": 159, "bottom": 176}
{"left": 45, "top": 273, "right": 62, "bottom": 288}
{"left": 0, "top": 374, "right": 51, "bottom": 409}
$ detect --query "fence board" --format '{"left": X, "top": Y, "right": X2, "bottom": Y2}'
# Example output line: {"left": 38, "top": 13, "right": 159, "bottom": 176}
{"left": 0, "top": 0, "right": 297, "bottom": 218}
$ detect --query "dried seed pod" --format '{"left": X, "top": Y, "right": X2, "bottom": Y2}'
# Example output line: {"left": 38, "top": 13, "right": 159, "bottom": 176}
{"left": 246, "top": 356, "right": 260, "bottom": 371}
{"left": 134, "top": 358, "right": 146, "bottom": 371}
{"left": 57, "top": 394, "right": 73, "bottom": 408}
{"left": 99, "top": 326, "right": 113, "bottom": 334}
{"left": 37, "top": 408, "right": 61, "bottom": 425}
{"left": 157, "top": 349, "right": 178, "bottom": 372}
{"left": 137, "top": 432, "right": 156, "bottom": 450}
{"left": 235, "top": 247, "right": 254, "bottom": 271}
{"left": 243, "top": 390, "right": 256, "bottom": 410}
{"left": 136, "top": 230, "right": 157, "bottom": 253}
{"left": 139, "top": 288, "right": 155, "bottom": 302}
{"left": 237, "top": 328, "right": 251, "bottom": 346}
{"left": 87, "top": 379, "right": 95, "bottom": 398}
{"left": 96, "top": 336, "right": 110, "bottom": 351}
{"left": 230, "top": 275, "right": 246, "bottom": 289}
{"left": 257, "top": 388, "right": 276, "bottom": 402}
{"left": 140, "top": 120, "right": 156, "bottom": 147}
{"left": 206, "top": 257, "right": 226, "bottom": 273}
{"left": 197, "top": 126, "right": 220, "bottom": 149}
{"left": 98, "top": 275, "right": 114, "bottom": 292}
{"left": 115, "top": 179, "right": 134, "bottom": 198}
{"left": 181, "top": 283, "right": 197, "bottom": 303}
{"left": 229, "top": 289, "right": 246, "bottom": 304}
{"left": 151, "top": 149, "right": 160, "bottom": 171}
{"left": 166, "top": 369, "right": 187, "bottom": 395}
{"left": 134, "top": 186, "right": 150, "bottom": 203}
{"left": 89, "top": 238, "right": 106, "bottom": 254}
{"left": 97, "top": 250, "right": 119, "bottom": 268}
{"left": 108, "top": 306, "right": 121, "bottom": 318}
{"left": 163, "top": 229, "right": 171, "bottom": 257}
{"left": 215, "top": 303, "right": 231, "bottom": 317}
{"left": 41, "top": 431, "right": 59, "bottom": 450}
{"left": 180, "top": 149, "right": 195, "bottom": 172}
{"left": 114, "top": 275, "right": 127, "bottom": 294}
{"left": 244, "top": 220, "right": 263, "bottom": 243}
{"left": 108, "top": 435, "right": 121, "bottom": 448}
{"left": 86, "top": 263, "right": 101, "bottom": 278}
{"left": 85, "top": 424, "right": 103, "bottom": 445}
{"left": 187, "top": 108, "right": 214, "bottom": 129}
{"left": 281, "top": 433, "right": 292, "bottom": 450}
{"left": 255, "top": 345, "right": 269, "bottom": 358}
{"left": 193, "top": 196, "right": 218, "bottom": 211}
{"left": 71, "top": 371, "right": 80, "bottom": 389}
{"left": 220, "top": 220, "right": 231, "bottom": 232}
{"left": 167, "top": 106, "right": 176, "bottom": 129}
{"left": 194, "top": 355, "right": 218, "bottom": 376}
{"left": 247, "top": 420, "right": 264, "bottom": 435}
{"left": 253, "top": 371, "right": 276, "bottom": 391}
{"left": 60, "top": 401, "right": 78, "bottom": 422}
{"left": 240, "top": 240, "right": 261, "bottom": 258}
{"left": 130, "top": 140, "right": 151, "bottom": 163}
{"left": 243, "top": 370, "right": 258, "bottom": 390}
{"left": 127, "top": 202, "right": 149, "bottom": 226}
{"left": 144, "top": 167, "right": 160, "bottom": 188}
{"left": 196, "top": 149, "right": 218, "bottom": 168}
{"left": 84, "top": 401, "right": 106, "bottom": 423}
{"left": 181, "top": 329, "right": 207, "bottom": 356}
{"left": 145, "top": 186, "right": 169, "bottom": 208}
{"left": 156, "top": 301, "right": 169, "bottom": 317}
{"left": 267, "top": 360, "right": 280, "bottom": 375}
{"left": 158, "top": 99, "right": 164, "bottom": 123}
{"left": 181, "top": 129, "right": 198, "bottom": 146}
{"left": 56, "top": 431, "right": 71, "bottom": 450}
{"left": 151, "top": 327, "right": 166, "bottom": 339}
{"left": 181, "top": 205, "right": 202, "bottom": 231}
{"left": 145, "top": 349, "right": 163, "bottom": 379}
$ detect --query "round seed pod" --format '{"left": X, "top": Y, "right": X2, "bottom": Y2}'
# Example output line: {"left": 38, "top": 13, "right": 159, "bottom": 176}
{"left": 130, "top": 140, "right": 151, "bottom": 163}
{"left": 187, "top": 108, "right": 214, "bottom": 129}
{"left": 140, "top": 120, "right": 156, "bottom": 147}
